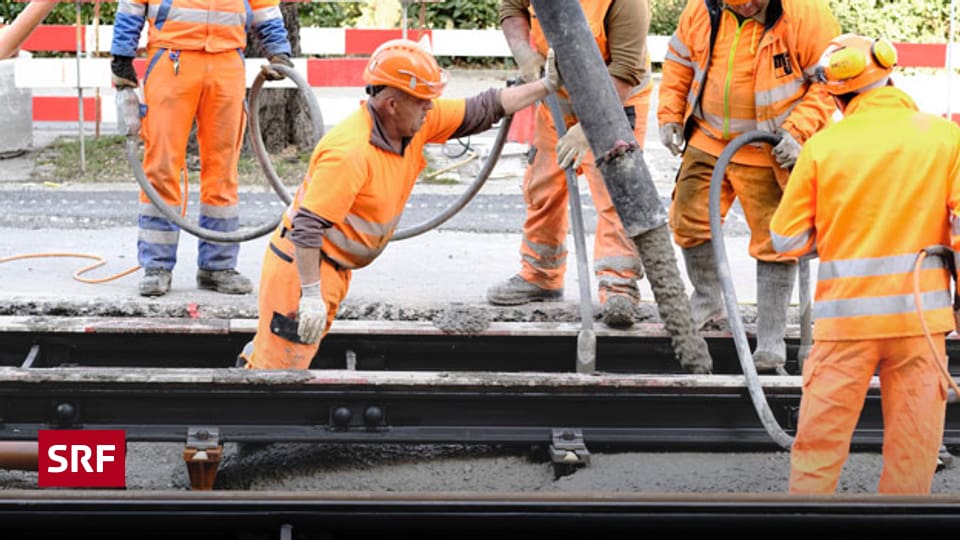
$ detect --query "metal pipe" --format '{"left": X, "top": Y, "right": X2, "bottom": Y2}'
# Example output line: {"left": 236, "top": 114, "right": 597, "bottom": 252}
{"left": 0, "top": 441, "right": 37, "bottom": 471}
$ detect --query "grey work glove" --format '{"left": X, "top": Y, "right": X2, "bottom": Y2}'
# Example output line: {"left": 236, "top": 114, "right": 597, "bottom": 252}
{"left": 111, "top": 55, "right": 138, "bottom": 89}
{"left": 514, "top": 46, "right": 546, "bottom": 84}
{"left": 261, "top": 53, "right": 294, "bottom": 81}
{"left": 659, "top": 122, "right": 684, "bottom": 156}
{"left": 296, "top": 281, "right": 328, "bottom": 344}
{"left": 540, "top": 48, "right": 561, "bottom": 94}
{"left": 772, "top": 128, "right": 802, "bottom": 169}
{"left": 556, "top": 122, "right": 589, "bottom": 170}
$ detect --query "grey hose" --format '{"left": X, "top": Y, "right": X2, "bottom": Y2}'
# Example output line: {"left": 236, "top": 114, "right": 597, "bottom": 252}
{"left": 247, "top": 63, "right": 325, "bottom": 206}
{"left": 708, "top": 130, "right": 798, "bottom": 450}
{"left": 544, "top": 94, "right": 596, "bottom": 373}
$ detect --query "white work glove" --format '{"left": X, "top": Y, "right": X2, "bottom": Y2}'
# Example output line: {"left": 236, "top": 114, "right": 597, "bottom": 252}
{"left": 514, "top": 46, "right": 546, "bottom": 84}
{"left": 556, "top": 122, "right": 589, "bottom": 170}
{"left": 540, "top": 48, "right": 561, "bottom": 94}
{"left": 296, "top": 281, "right": 328, "bottom": 344}
{"left": 772, "top": 128, "right": 802, "bottom": 169}
{"left": 659, "top": 122, "right": 684, "bottom": 156}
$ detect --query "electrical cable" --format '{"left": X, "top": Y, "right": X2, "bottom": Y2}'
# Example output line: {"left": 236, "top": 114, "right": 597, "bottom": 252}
{"left": 913, "top": 247, "right": 960, "bottom": 402}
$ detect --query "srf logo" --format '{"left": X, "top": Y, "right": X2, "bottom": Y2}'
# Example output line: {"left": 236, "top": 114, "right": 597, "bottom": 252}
{"left": 38, "top": 430, "right": 126, "bottom": 488}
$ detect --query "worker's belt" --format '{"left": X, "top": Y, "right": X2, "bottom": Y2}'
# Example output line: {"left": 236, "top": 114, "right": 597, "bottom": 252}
{"left": 275, "top": 226, "right": 345, "bottom": 271}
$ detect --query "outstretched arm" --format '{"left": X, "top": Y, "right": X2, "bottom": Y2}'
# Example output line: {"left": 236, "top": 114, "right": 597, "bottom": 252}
{"left": 0, "top": 0, "right": 57, "bottom": 60}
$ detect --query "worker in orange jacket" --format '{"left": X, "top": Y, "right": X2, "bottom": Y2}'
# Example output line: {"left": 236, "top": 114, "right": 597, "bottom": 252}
{"left": 771, "top": 35, "right": 960, "bottom": 494}
{"left": 110, "top": 0, "right": 292, "bottom": 297}
{"left": 0, "top": 0, "right": 57, "bottom": 60}
{"left": 658, "top": 0, "right": 839, "bottom": 372}
{"left": 486, "top": 0, "right": 652, "bottom": 329}
{"left": 238, "top": 39, "right": 562, "bottom": 370}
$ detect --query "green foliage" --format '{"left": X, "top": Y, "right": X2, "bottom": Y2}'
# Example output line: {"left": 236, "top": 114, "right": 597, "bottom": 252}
{"left": 298, "top": 2, "right": 363, "bottom": 27}
{"left": 407, "top": 0, "right": 500, "bottom": 30}
{"left": 650, "top": 0, "right": 687, "bottom": 36}
{"left": 0, "top": 1, "right": 117, "bottom": 25}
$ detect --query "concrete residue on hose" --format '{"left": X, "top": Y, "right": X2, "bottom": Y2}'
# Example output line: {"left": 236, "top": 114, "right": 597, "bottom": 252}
{"left": 432, "top": 303, "right": 492, "bottom": 335}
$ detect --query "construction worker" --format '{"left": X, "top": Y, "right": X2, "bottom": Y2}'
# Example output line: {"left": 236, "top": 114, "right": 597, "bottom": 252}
{"left": 485, "top": 0, "right": 653, "bottom": 329}
{"left": 773, "top": 35, "right": 960, "bottom": 495}
{"left": 658, "top": 0, "right": 839, "bottom": 372}
{"left": 0, "top": 0, "right": 57, "bottom": 60}
{"left": 238, "top": 39, "right": 562, "bottom": 370}
{"left": 110, "top": 0, "right": 293, "bottom": 297}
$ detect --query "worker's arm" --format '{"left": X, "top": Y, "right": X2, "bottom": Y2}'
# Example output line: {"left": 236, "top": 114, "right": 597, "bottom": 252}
{"left": 769, "top": 148, "right": 818, "bottom": 258}
{"left": 500, "top": 50, "right": 559, "bottom": 114}
{"left": 657, "top": 3, "right": 698, "bottom": 127}
{"left": 248, "top": 0, "right": 292, "bottom": 57}
{"left": 0, "top": 0, "right": 57, "bottom": 60}
{"left": 605, "top": 0, "right": 650, "bottom": 104}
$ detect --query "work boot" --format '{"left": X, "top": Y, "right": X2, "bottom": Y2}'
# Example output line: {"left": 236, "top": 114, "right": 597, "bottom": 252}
{"left": 486, "top": 275, "right": 563, "bottom": 306}
{"left": 681, "top": 242, "right": 726, "bottom": 329}
{"left": 601, "top": 294, "right": 637, "bottom": 329}
{"left": 753, "top": 261, "right": 796, "bottom": 374}
{"left": 139, "top": 268, "right": 172, "bottom": 297}
{"left": 197, "top": 268, "right": 253, "bottom": 295}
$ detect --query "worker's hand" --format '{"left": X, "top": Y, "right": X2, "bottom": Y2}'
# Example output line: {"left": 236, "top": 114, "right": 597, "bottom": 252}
{"left": 296, "top": 281, "right": 328, "bottom": 344}
{"left": 659, "top": 122, "right": 684, "bottom": 156}
{"left": 540, "top": 48, "right": 561, "bottom": 94}
{"left": 261, "top": 53, "right": 294, "bottom": 81}
{"left": 111, "top": 55, "right": 138, "bottom": 89}
{"left": 556, "top": 122, "right": 589, "bottom": 170}
{"left": 514, "top": 46, "right": 546, "bottom": 84}
{"left": 772, "top": 128, "right": 802, "bottom": 169}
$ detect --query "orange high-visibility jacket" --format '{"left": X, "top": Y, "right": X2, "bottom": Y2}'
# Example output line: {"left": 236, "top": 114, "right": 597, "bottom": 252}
{"left": 770, "top": 87, "right": 960, "bottom": 341}
{"left": 284, "top": 99, "right": 467, "bottom": 270}
{"left": 658, "top": 0, "right": 837, "bottom": 156}
{"left": 111, "top": 0, "right": 290, "bottom": 57}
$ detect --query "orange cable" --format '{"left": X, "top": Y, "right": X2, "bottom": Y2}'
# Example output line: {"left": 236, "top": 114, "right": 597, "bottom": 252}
{"left": 913, "top": 249, "right": 960, "bottom": 399}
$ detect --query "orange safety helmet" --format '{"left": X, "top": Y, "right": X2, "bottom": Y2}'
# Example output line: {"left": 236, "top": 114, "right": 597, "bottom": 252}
{"left": 362, "top": 39, "right": 448, "bottom": 100}
{"left": 816, "top": 34, "right": 897, "bottom": 95}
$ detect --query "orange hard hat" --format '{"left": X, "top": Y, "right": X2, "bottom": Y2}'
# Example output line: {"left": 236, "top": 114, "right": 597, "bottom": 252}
{"left": 362, "top": 38, "right": 448, "bottom": 100}
{"left": 816, "top": 34, "right": 897, "bottom": 95}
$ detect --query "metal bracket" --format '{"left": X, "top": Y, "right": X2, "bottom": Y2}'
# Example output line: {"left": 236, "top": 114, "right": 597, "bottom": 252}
{"left": 548, "top": 428, "right": 590, "bottom": 467}
{"left": 184, "top": 426, "right": 222, "bottom": 491}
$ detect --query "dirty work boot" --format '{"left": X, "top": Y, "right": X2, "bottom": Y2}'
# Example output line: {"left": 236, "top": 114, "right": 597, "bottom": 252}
{"left": 197, "top": 268, "right": 253, "bottom": 295}
{"left": 681, "top": 242, "right": 726, "bottom": 329}
{"left": 753, "top": 260, "right": 796, "bottom": 374}
{"left": 486, "top": 275, "right": 563, "bottom": 306}
{"left": 601, "top": 294, "right": 637, "bottom": 329}
{"left": 139, "top": 268, "right": 172, "bottom": 297}
{"left": 938, "top": 444, "right": 954, "bottom": 472}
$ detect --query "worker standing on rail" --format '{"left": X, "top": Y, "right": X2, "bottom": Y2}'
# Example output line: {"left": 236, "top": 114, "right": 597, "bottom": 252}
{"left": 485, "top": 0, "right": 653, "bottom": 329}
{"left": 238, "top": 39, "right": 563, "bottom": 370}
{"left": 771, "top": 35, "right": 960, "bottom": 494}
{"left": 658, "top": 0, "right": 839, "bottom": 372}
{"left": 0, "top": 0, "right": 57, "bottom": 60}
{"left": 110, "top": 0, "right": 293, "bottom": 297}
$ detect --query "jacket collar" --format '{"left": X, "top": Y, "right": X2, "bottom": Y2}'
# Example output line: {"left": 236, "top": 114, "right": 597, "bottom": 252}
{"left": 845, "top": 85, "right": 919, "bottom": 117}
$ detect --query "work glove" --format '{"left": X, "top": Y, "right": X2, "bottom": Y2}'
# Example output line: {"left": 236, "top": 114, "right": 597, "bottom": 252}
{"left": 296, "top": 281, "right": 328, "bottom": 344}
{"left": 556, "top": 122, "right": 589, "bottom": 170}
{"left": 772, "top": 128, "right": 802, "bottom": 169}
{"left": 111, "top": 55, "right": 138, "bottom": 89}
{"left": 659, "top": 122, "right": 684, "bottom": 156}
{"left": 261, "top": 53, "right": 294, "bottom": 81}
{"left": 540, "top": 48, "right": 561, "bottom": 94}
{"left": 514, "top": 46, "right": 546, "bottom": 84}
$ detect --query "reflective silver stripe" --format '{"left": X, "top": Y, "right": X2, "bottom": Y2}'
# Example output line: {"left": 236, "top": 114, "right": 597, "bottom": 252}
{"left": 163, "top": 7, "right": 246, "bottom": 27}
{"left": 597, "top": 275, "right": 638, "bottom": 288}
{"left": 951, "top": 213, "right": 960, "bottom": 235}
{"left": 147, "top": 4, "right": 160, "bottom": 18}
{"left": 345, "top": 213, "right": 399, "bottom": 238}
{"left": 771, "top": 228, "right": 812, "bottom": 254}
{"left": 755, "top": 78, "right": 804, "bottom": 108}
{"left": 522, "top": 253, "right": 565, "bottom": 270}
{"left": 138, "top": 228, "right": 180, "bottom": 245}
{"left": 664, "top": 50, "right": 695, "bottom": 69}
{"left": 139, "top": 201, "right": 181, "bottom": 218}
{"left": 251, "top": 6, "right": 282, "bottom": 25}
{"left": 819, "top": 253, "right": 946, "bottom": 281}
{"left": 324, "top": 227, "right": 383, "bottom": 266}
{"left": 814, "top": 289, "right": 952, "bottom": 320}
{"left": 595, "top": 255, "right": 642, "bottom": 275}
{"left": 668, "top": 35, "right": 691, "bottom": 60}
{"left": 118, "top": 0, "right": 147, "bottom": 16}
{"left": 522, "top": 235, "right": 566, "bottom": 258}
{"left": 701, "top": 111, "right": 757, "bottom": 133}
{"left": 200, "top": 203, "right": 239, "bottom": 220}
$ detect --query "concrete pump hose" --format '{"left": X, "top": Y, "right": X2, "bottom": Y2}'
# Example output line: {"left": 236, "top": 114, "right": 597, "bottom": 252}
{"left": 392, "top": 114, "right": 514, "bottom": 241}
{"left": 708, "top": 129, "right": 795, "bottom": 450}
{"left": 247, "top": 63, "right": 325, "bottom": 206}
{"left": 126, "top": 138, "right": 282, "bottom": 243}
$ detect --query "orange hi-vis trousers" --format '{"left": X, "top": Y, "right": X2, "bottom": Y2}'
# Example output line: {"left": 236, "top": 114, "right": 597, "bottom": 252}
{"left": 243, "top": 225, "right": 350, "bottom": 370}
{"left": 670, "top": 145, "right": 793, "bottom": 262}
{"left": 138, "top": 48, "right": 246, "bottom": 271}
{"left": 519, "top": 85, "right": 651, "bottom": 303}
{"left": 789, "top": 335, "right": 948, "bottom": 494}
